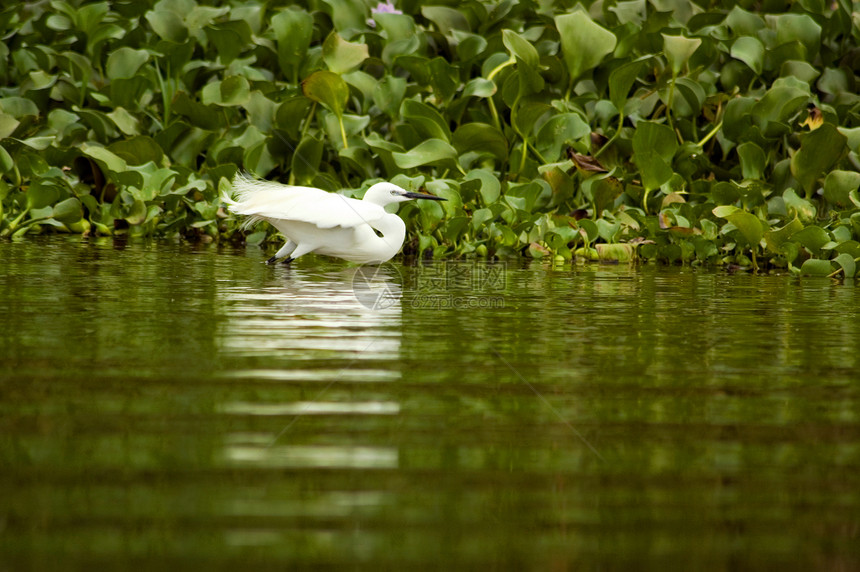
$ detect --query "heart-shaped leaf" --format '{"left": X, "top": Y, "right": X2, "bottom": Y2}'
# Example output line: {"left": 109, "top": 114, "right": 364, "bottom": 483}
{"left": 302, "top": 71, "right": 349, "bottom": 118}
{"left": 555, "top": 11, "right": 617, "bottom": 83}
{"left": 663, "top": 34, "right": 701, "bottom": 76}
{"left": 713, "top": 205, "right": 765, "bottom": 247}
{"left": 452, "top": 123, "right": 508, "bottom": 162}
{"left": 272, "top": 7, "right": 314, "bottom": 80}
{"left": 322, "top": 32, "right": 369, "bottom": 74}
{"left": 392, "top": 139, "right": 459, "bottom": 169}
{"left": 632, "top": 121, "right": 678, "bottom": 191}
{"left": 791, "top": 123, "right": 847, "bottom": 196}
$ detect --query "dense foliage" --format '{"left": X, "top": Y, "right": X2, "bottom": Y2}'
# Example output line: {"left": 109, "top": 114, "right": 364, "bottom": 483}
{"left": 1, "top": 0, "right": 860, "bottom": 276}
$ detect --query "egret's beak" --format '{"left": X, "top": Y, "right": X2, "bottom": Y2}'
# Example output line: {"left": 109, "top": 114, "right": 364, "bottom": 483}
{"left": 403, "top": 191, "right": 446, "bottom": 201}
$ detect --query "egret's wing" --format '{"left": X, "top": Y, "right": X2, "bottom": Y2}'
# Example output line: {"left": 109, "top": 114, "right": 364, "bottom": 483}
{"left": 226, "top": 176, "right": 385, "bottom": 229}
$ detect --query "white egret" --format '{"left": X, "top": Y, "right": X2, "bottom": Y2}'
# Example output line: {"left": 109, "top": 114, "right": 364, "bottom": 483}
{"left": 224, "top": 175, "right": 446, "bottom": 264}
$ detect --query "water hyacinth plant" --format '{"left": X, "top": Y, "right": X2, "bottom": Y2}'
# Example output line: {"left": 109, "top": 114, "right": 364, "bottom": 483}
{"left": 1, "top": 1, "right": 859, "bottom": 277}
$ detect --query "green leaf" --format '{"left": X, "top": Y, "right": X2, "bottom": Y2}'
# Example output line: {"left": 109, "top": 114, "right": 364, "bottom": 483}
{"left": 555, "top": 11, "right": 617, "bottom": 83}
{"left": 783, "top": 188, "right": 817, "bottom": 223}
{"left": 392, "top": 139, "right": 458, "bottom": 169}
{"left": 172, "top": 92, "right": 225, "bottom": 130}
{"left": 502, "top": 29, "right": 538, "bottom": 69}
{"left": 322, "top": 32, "right": 369, "bottom": 74}
{"left": 205, "top": 21, "right": 252, "bottom": 64}
{"left": 791, "top": 225, "right": 830, "bottom": 253}
{"left": 799, "top": 258, "right": 833, "bottom": 276}
{"left": 790, "top": 123, "right": 847, "bottom": 195}
{"left": 713, "top": 205, "right": 764, "bottom": 247}
{"left": 731, "top": 36, "right": 764, "bottom": 75}
{"left": 126, "top": 199, "right": 148, "bottom": 225}
{"left": 536, "top": 113, "right": 590, "bottom": 162}
{"left": 107, "top": 107, "right": 139, "bottom": 136}
{"left": 0, "top": 113, "right": 19, "bottom": 139}
{"left": 726, "top": 5, "right": 765, "bottom": 36}
{"left": 272, "top": 8, "right": 314, "bottom": 80}
{"left": 203, "top": 76, "right": 252, "bottom": 107}
{"left": 221, "top": 76, "right": 251, "bottom": 106}
{"left": 26, "top": 181, "right": 60, "bottom": 210}
{"left": 452, "top": 124, "right": 508, "bottom": 162}
{"left": 302, "top": 71, "right": 349, "bottom": 118}
{"left": 421, "top": 5, "right": 469, "bottom": 36}
{"left": 81, "top": 143, "right": 128, "bottom": 174}
{"left": 737, "top": 142, "right": 766, "bottom": 180}
{"left": 145, "top": 8, "right": 187, "bottom": 43}
{"left": 395, "top": 56, "right": 459, "bottom": 102}
{"left": 0, "top": 97, "right": 39, "bottom": 118}
{"left": 321, "top": 0, "right": 368, "bottom": 32}
{"left": 771, "top": 13, "right": 822, "bottom": 57}
{"left": 52, "top": 197, "right": 82, "bottom": 224}
{"left": 834, "top": 252, "right": 856, "bottom": 278}
{"left": 462, "top": 78, "right": 497, "bottom": 98}
{"left": 764, "top": 217, "right": 803, "bottom": 253}
{"left": 512, "top": 100, "right": 551, "bottom": 139}
{"left": 0, "top": 144, "right": 12, "bottom": 173}
{"left": 401, "top": 99, "right": 450, "bottom": 142}
{"left": 632, "top": 121, "right": 678, "bottom": 191}
{"left": 609, "top": 56, "right": 649, "bottom": 111}
{"left": 275, "top": 97, "right": 313, "bottom": 140}
{"left": 465, "top": 169, "right": 501, "bottom": 204}
{"left": 823, "top": 170, "right": 860, "bottom": 208}
{"left": 471, "top": 207, "right": 494, "bottom": 230}
{"left": 291, "top": 135, "right": 324, "bottom": 185}
{"left": 108, "top": 136, "right": 164, "bottom": 166}
{"left": 373, "top": 11, "right": 415, "bottom": 42}
{"left": 106, "top": 47, "right": 149, "bottom": 80}
{"left": 751, "top": 84, "right": 809, "bottom": 133}
{"left": 373, "top": 76, "right": 407, "bottom": 118}
{"left": 596, "top": 243, "right": 634, "bottom": 262}
{"left": 578, "top": 219, "right": 599, "bottom": 243}
{"left": 662, "top": 34, "right": 701, "bottom": 76}
{"left": 590, "top": 175, "right": 623, "bottom": 216}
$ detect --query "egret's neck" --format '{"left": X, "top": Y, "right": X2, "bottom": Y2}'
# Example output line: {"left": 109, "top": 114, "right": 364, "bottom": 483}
{"left": 372, "top": 215, "right": 407, "bottom": 261}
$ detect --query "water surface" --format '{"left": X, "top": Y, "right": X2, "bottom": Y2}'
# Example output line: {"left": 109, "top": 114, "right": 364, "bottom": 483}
{"left": 1, "top": 237, "right": 858, "bottom": 569}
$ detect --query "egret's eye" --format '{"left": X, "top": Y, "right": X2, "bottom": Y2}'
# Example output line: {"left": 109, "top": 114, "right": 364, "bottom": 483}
{"left": 390, "top": 190, "right": 398, "bottom": 195}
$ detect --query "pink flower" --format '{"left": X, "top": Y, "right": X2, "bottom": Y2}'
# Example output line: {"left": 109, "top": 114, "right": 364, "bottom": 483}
{"left": 368, "top": 1, "right": 402, "bottom": 27}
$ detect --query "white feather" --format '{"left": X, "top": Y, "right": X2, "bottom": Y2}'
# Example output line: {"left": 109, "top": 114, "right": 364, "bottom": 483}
{"left": 225, "top": 174, "right": 386, "bottom": 231}
{"left": 223, "top": 174, "right": 445, "bottom": 264}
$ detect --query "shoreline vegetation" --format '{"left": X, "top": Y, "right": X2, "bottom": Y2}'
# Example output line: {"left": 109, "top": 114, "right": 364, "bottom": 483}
{"left": 1, "top": 1, "right": 859, "bottom": 278}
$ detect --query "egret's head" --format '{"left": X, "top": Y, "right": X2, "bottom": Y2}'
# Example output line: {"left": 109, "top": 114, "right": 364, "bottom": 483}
{"left": 363, "top": 182, "right": 447, "bottom": 207}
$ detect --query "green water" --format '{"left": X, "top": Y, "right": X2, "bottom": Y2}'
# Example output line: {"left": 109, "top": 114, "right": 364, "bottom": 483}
{"left": 1, "top": 237, "right": 859, "bottom": 569}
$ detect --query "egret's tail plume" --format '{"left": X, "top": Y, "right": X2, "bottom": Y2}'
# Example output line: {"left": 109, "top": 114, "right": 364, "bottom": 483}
{"left": 226, "top": 172, "right": 270, "bottom": 203}
{"left": 224, "top": 173, "right": 274, "bottom": 230}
